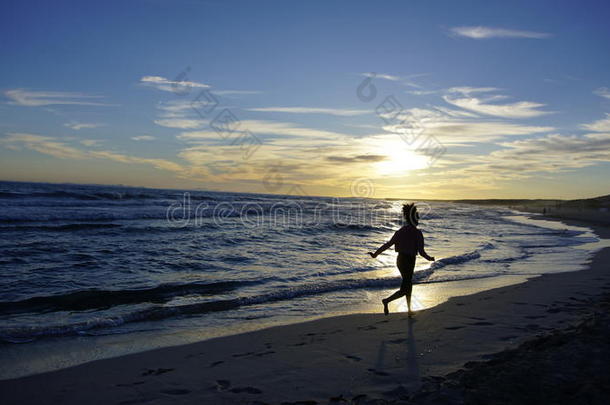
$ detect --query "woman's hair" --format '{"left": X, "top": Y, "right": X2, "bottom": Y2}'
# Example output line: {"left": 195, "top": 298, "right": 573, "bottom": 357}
{"left": 402, "top": 203, "right": 419, "bottom": 226}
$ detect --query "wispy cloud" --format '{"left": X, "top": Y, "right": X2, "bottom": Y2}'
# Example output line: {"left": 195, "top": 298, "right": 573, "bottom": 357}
{"left": 360, "top": 72, "right": 426, "bottom": 88}
{"left": 1, "top": 133, "right": 185, "bottom": 174}
{"left": 177, "top": 131, "right": 224, "bottom": 141}
{"left": 214, "top": 90, "right": 261, "bottom": 96}
{"left": 4, "top": 89, "right": 114, "bottom": 107}
{"left": 246, "top": 107, "right": 369, "bottom": 116}
{"left": 581, "top": 113, "right": 610, "bottom": 132}
{"left": 362, "top": 72, "right": 400, "bottom": 81}
{"left": 443, "top": 88, "right": 551, "bottom": 118}
{"left": 326, "top": 154, "right": 386, "bottom": 163}
{"left": 593, "top": 87, "right": 610, "bottom": 99}
{"left": 154, "top": 118, "right": 207, "bottom": 129}
{"left": 381, "top": 106, "right": 553, "bottom": 145}
{"left": 1, "top": 133, "right": 88, "bottom": 159}
{"left": 80, "top": 139, "right": 103, "bottom": 147}
{"left": 424, "top": 129, "right": 610, "bottom": 192}
{"left": 177, "top": 119, "right": 350, "bottom": 145}
{"left": 407, "top": 90, "right": 438, "bottom": 96}
{"left": 447, "top": 87, "right": 500, "bottom": 95}
{"left": 139, "top": 75, "right": 210, "bottom": 93}
{"left": 156, "top": 100, "right": 199, "bottom": 118}
{"left": 64, "top": 121, "right": 104, "bottom": 130}
{"left": 450, "top": 26, "right": 552, "bottom": 39}
{"left": 131, "top": 135, "right": 156, "bottom": 141}
{"left": 222, "top": 120, "right": 350, "bottom": 139}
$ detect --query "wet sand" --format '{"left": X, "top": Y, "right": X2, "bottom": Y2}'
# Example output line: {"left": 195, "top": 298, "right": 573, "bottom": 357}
{"left": 1, "top": 219, "right": 609, "bottom": 404}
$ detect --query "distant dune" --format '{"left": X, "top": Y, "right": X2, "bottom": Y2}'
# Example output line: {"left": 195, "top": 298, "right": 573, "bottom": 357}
{"left": 453, "top": 194, "right": 610, "bottom": 226}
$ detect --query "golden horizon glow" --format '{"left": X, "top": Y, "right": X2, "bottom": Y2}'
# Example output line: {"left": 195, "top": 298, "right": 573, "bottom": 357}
{"left": 374, "top": 139, "right": 429, "bottom": 176}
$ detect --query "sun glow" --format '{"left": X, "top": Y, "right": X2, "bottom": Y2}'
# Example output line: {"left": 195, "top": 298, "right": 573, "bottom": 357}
{"left": 375, "top": 140, "right": 429, "bottom": 175}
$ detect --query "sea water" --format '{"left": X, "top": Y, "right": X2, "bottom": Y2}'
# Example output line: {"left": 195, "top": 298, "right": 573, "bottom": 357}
{"left": 0, "top": 181, "right": 601, "bottom": 378}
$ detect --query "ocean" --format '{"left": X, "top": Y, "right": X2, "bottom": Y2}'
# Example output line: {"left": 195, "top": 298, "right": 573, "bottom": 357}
{"left": 0, "top": 181, "right": 602, "bottom": 378}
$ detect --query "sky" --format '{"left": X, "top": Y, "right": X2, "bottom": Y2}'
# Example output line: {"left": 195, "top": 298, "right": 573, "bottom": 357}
{"left": 1, "top": 0, "right": 610, "bottom": 199}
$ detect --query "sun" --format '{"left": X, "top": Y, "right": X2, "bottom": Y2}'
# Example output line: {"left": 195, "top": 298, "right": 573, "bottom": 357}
{"left": 375, "top": 139, "right": 429, "bottom": 175}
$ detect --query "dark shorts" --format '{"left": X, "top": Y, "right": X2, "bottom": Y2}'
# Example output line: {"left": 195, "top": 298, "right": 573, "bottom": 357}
{"left": 397, "top": 253, "right": 416, "bottom": 287}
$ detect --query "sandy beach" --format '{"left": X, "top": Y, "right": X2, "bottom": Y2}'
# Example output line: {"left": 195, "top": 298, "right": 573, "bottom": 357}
{"left": 1, "top": 214, "right": 609, "bottom": 404}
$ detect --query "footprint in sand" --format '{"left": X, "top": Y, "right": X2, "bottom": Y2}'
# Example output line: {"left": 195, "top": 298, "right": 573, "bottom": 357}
{"left": 254, "top": 350, "right": 276, "bottom": 357}
{"left": 232, "top": 351, "right": 255, "bottom": 358}
{"left": 141, "top": 368, "right": 174, "bottom": 376}
{"left": 214, "top": 379, "right": 231, "bottom": 391}
{"left": 367, "top": 368, "right": 390, "bottom": 377}
{"left": 209, "top": 360, "right": 224, "bottom": 367}
{"left": 229, "top": 386, "right": 263, "bottom": 394}
{"left": 344, "top": 354, "right": 362, "bottom": 362}
{"left": 116, "top": 381, "right": 145, "bottom": 387}
{"left": 160, "top": 388, "right": 190, "bottom": 395}
{"left": 119, "top": 398, "right": 154, "bottom": 405}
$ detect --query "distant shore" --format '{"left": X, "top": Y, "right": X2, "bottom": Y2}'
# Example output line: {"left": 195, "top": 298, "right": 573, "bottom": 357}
{"left": 1, "top": 214, "right": 609, "bottom": 404}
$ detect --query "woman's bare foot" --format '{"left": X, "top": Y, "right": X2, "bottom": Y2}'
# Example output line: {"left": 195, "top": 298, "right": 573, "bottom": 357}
{"left": 382, "top": 299, "right": 389, "bottom": 315}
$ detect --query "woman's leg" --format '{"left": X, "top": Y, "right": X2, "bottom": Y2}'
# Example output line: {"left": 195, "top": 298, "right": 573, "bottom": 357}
{"left": 384, "top": 288, "right": 407, "bottom": 303}
{"left": 402, "top": 276, "right": 414, "bottom": 313}
{"left": 382, "top": 254, "right": 416, "bottom": 314}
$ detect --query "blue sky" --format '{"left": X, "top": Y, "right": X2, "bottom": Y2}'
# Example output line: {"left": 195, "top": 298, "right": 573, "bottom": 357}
{"left": 1, "top": 0, "right": 610, "bottom": 199}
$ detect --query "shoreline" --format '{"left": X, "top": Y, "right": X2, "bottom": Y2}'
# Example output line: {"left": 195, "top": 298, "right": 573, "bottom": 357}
{"left": 0, "top": 209, "right": 586, "bottom": 381}
{"left": 1, "top": 215, "right": 609, "bottom": 404}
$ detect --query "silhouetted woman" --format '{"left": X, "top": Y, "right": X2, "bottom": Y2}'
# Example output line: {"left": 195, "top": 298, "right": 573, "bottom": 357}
{"left": 369, "top": 203, "right": 435, "bottom": 315}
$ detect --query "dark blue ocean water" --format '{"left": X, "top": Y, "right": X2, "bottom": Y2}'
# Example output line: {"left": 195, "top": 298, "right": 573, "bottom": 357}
{"left": 0, "top": 181, "right": 599, "bottom": 347}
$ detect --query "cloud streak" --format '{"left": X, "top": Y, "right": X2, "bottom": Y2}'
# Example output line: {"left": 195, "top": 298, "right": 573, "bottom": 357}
{"left": 5, "top": 89, "right": 114, "bottom": 107}
{"left": 140, "top": 76, "right": 210, "bottom": 93}
{"left": 443, "top": 88, "right": 551, "bottom": 118}
{"left": 246, "top": 107, "right": 369, "bottom": 116}
{"left": 450, "top": 26, "right": 552, "bottom": 39}
{"left": 382, "top": 106, "right": 553, "bottom": 144}
{"left": 581, "top": 113, "right": 610, "bottom": 132}
{"left": 1, "top": 133, "right": 185, "bottom": 174}
{"left": 64, "top": 121, "right": 104, "bottom": 130}
{"left": 154, "top": 119, "right": 207, "bottom": 129}
{"left": 593, "top": 87, "right": 610, "bottom": 99}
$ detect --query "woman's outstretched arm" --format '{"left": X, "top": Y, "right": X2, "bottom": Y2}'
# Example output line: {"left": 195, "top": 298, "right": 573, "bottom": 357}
{"left": 369, "top": 233, "right": 396, "bottom": 258}
{"left": 417, "top": 230, "right": 435, "bottom": 261}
